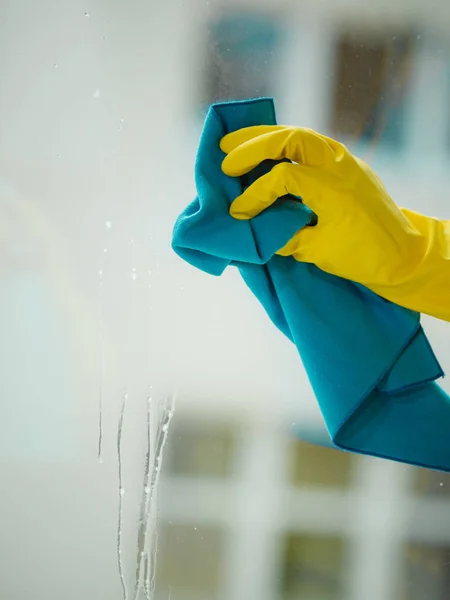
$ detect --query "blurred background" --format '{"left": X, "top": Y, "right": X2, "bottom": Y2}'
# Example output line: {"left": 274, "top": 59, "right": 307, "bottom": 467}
{"left": 1, "top": 0, "right": 450, "bottom": 599}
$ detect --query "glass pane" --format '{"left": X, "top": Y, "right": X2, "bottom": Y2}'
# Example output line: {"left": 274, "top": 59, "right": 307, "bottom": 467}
{"left": 158, "top": 523, "right": 225, "bottom": 598}
{"left": 166, "top": 420, "right": 236, "bottom": 477}
{"left": 413, "top": 469, "right": 450, "bottom": 497}
{"left": 402, "top": 543, "right": 450, "bottom": 600}
{"left": 281, "top": 534, "right": 346, "bottom": 600}
{"left": 2, "top": 4, "right": 450, "bottom": 600}
{"left": 331, "top": 31, "right": 414, "bottom": 147}
{"left": 201, "top": 10, "right": 282, "bottom": 105}
{"left": 289, "top": 440, "right": 354, "bottom": 488}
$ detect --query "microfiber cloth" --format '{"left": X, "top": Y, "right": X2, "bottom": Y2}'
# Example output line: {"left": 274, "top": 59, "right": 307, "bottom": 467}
{"left": 172, "top": 97, "right": 450, "bottom": 472}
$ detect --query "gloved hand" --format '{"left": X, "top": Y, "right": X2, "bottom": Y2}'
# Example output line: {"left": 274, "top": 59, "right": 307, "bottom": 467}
{"left": 221, "top": 125, "right": 450, "bottom": 322}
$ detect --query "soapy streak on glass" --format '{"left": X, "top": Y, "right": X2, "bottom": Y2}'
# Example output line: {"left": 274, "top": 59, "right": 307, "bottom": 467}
{"left": 95, "top": 215, "right": 175, "bottom": 597}
{"left": 115, "top": 391, "right": 175, "bottom": 600}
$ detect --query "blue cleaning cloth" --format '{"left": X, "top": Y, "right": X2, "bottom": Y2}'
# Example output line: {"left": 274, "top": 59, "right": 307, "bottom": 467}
{"left": 172, "top": 97, "right": 450, "bottom": 472}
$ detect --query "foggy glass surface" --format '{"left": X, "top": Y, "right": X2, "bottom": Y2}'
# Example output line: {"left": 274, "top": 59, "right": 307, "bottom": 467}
{"left": 1, "top": 1, "right": 450, "bottom": 599}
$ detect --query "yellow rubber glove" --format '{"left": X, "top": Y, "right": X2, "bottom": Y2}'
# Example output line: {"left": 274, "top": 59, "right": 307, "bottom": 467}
{"left": 220, "top": 125, "right": 450, "bottom": 322}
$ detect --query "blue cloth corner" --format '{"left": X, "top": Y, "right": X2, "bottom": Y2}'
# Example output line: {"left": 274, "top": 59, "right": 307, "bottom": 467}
{"left": 172, "top": 97, "right": 450, "bottom": 472}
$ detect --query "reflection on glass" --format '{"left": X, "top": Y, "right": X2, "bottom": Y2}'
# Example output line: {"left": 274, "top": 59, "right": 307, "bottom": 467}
{"left": 202, "top": 10, "right": 282, "bottom": 105}
{"left": 331, "top": 30, "right": 414, "bottom": 147}
{"left": 403, "top": 543, "right": 450, "bottom": 600}
{"left": 157, "top": 523, "right": 224, "bottom": 599}
{"left": 281, "top": 534, "right": 345, "bottom": 600}
{"left": 289, "top": 441, "right": 354, "bottom": 488}
{"left": 166, "top": 420, "right": 236, "bottom": 477}
{"left": 413, "top": 469, "right": 450, "bottom": 497}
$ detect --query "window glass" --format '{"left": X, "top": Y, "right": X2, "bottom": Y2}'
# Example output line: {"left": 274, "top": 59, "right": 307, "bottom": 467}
{"left": 413, "top": 469, "right": 450, "bottom": 497}
{"left": 166, "top": 419, "right": 236, "bottom": 478}
{"left": 403, "top": 543, "right": 450, "bottom": 600}
{"left": 289, "top": 440, "right": 355, "bottom": 488}
{"left": 158, "top": 523, "right": 225, "bottom": 598}
{"left": 331, "top": 31, "right": 414, "bottom": 148}
{"left": 281, "top": 534, "right": 346, "bottom": 600}
{"left": 202, "top": 11, "right": 282, "bottom": 105}
{"left": 2, "top": 3, "right": 450, "bottom": 600}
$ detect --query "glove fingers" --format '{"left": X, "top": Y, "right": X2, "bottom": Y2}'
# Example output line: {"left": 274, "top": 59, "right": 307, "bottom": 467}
{"left": 277, "top": 226, "right": 317, "bottom": 261}
{"left": 229, "top": 162, "right": 326, "bottom": 220}
{"left": 220, "top": 125, "right": 283, "bottom": 155}
{"left": 222, "top": 127, "right": 338, "bottom": 177}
